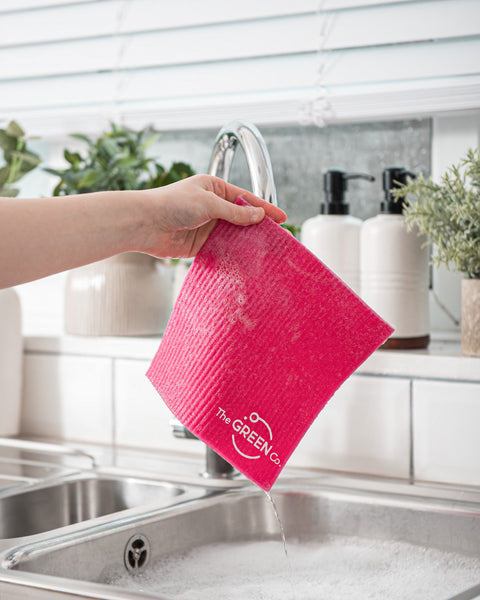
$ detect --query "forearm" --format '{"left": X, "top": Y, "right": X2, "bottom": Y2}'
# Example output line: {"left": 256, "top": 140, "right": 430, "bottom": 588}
{"left": 0, "top": 191, "right": 146, "bottom": 288}
{"left": 0, "top": 175, "right": 286, "bottom": 289}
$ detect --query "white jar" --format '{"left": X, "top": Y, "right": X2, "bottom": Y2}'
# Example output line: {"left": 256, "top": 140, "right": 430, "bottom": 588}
{"left": 0, "top": 287, "right": 22, "bottom": 435}
{"left": 360, "top": 168, "right": 430, "bottom": 349}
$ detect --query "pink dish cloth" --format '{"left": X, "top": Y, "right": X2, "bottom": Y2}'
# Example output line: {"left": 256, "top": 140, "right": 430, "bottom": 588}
{"left": 147, "top": 197, "right": 393, "bottom": 491}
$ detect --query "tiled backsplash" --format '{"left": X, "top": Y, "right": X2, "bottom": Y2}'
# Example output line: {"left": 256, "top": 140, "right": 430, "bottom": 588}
{"left": 21, "top": 338, "right": 480, "bottom": 489}
{"left": 152, "top": 118, "right": 432, "bottom": 225}
{"left": 15, "top": 117, "right": 433, "bottom": 337}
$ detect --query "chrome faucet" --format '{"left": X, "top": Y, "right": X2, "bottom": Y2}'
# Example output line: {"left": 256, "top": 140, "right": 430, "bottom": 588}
{"left": 171, "top": 121, "right": 278, "bottom": 480}
{"left": 170, "top": 418, "right": 236, "bottom": 479}
{"left": 208, "top": 120, "right": 278, "bottom": 205}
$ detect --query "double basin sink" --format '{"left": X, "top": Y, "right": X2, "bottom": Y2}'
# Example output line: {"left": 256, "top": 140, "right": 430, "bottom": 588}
{"left": 1, "top": 448, "right": 480, "bottom": 599}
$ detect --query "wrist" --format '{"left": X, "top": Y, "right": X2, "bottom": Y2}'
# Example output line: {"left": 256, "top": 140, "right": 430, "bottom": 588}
{"left": 128, "top": 188, "right": 169, "bottom": 256}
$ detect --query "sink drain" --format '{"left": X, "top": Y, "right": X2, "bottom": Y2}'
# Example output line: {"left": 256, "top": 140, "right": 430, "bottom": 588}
{"left": 124, "top": 534, "right": 150, "bottom": 574}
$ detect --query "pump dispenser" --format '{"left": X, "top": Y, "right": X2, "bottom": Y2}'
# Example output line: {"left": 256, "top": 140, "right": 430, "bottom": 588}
{"left": 381, "top": 167, "right": 415, "bottom": 214}
{"left": 301, "top": 170, "right": 374, "bottom": 294}
{"left": 360, "top": 167, "right": 430, "bottom": 349}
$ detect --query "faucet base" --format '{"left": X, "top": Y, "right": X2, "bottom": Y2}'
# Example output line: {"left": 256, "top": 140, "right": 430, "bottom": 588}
{"left": 200, "top": 447, "right": 238, "bottom": 480}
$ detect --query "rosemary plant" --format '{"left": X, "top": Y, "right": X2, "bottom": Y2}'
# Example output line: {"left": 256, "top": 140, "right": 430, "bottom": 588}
{"left": 394, "top": 148, "right": 480, "bottom": 279}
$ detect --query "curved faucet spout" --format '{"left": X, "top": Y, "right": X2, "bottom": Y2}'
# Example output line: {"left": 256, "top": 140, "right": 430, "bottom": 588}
{"left": 208, "top": 120, "right": 278, "bottom": 206}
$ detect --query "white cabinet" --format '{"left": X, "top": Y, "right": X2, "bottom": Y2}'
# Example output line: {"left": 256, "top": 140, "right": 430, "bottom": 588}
{"left": 291, "top": 375, "right": 411, "bottom": 479}
{"left": 21, "top": 353, "right": 112, "bottom": 443}
{"left": 20, "top": 337, "right": 480, "bottom": 488}
{"left": 114, "top": 359, "right": 203, "bottom": 457}
{"left": 413, "top": 380, "right": 480, "bottom": 487}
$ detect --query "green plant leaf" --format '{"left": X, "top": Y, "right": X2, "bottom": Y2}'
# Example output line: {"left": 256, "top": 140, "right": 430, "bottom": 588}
{"left": 140, "top": 132, "right": 160, "bottom": 153}
{"left": 45, "top": 122, "right": 194, "bottom": 196}
{"left": 281, "top": 223, "right": 301, "bottom": 238}
{"left": 0, "top": 166, "right": 10, "bottom": 186}
{"left": 44, "top": 167, "right": 63, "bottom": 177}
{"left": 70, "top": 133, "right": 93, "bottom": 145}
{"left": 100, "top": 137, "right": 119, "bottom": 158}
{"left": 6, "top": 121, "right": 25, "bottom": 139}
{"left": 79, "top": 169, "right": 104, "bottom": 188}
{"left": 0, "top": 121, "right": 41, "bottom": 194}
{"left": 64, "top": 149, "right": 82, "bottom": 166}
{"left": 11, "top": 149, "right": 41, "bottom": 167}
{"left": 0, "top": 186, "right": 19, "bottom": 197}
{"left": 0, "top": 130, "right": 17, "bottom": 155}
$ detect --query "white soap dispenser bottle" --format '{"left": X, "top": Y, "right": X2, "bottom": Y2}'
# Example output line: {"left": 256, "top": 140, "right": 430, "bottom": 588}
{"left": 360, "top": 167, "right": 430, "bottom": 349}
{"left": 301, "top": 169, "right": 374, "bottom": 294}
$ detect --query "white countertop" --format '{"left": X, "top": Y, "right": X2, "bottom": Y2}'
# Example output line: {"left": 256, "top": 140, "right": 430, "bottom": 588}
{"left": 23, "top": 333, "right": 480, "bottom": 383}
{"left": 358, "top": 339, "right": 480, "bottom": 382}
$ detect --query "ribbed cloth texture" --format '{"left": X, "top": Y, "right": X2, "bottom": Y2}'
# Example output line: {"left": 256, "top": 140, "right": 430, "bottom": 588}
{"left": 147, "top": 198, "right": 393, "bottom": 490}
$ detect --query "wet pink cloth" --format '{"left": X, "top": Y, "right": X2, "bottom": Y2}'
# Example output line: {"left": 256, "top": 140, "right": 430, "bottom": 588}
{"left": 147, "top": 198, "right": 393, "bottom": 491}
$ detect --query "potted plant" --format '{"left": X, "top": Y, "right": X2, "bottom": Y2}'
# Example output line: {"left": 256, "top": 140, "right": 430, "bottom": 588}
{"left": 0, "top": 121, "right": 41, "bottom": 434}
{"left": 0, "top": 120, "right": 41, "bottom": 196}
{"left": 394, "top": 148, "right": 480, "bottom": 356}
{"left": 46, "top": 122, "right": 195, "bottom": 336}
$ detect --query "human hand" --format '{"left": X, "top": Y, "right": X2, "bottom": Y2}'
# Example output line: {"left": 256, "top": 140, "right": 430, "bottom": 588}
{"left": 139, "top": 174, "right": 287, "bottom": 258}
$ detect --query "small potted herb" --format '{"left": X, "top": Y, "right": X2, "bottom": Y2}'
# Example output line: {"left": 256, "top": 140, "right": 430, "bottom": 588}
{"left": 0, "top": 120, "right": 41, "bottom": 197}
{"left": 45, "top": 122, "right": 194, "bottom": 195}
{"left": 394, "top": 148, "right": 480, "bottom": 356}
{"left": 47, "top": 123, "right": 195, "bottom": 336}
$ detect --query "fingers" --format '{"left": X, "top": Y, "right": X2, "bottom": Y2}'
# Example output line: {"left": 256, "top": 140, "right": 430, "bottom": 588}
{"left": 205, "top": 191, "right": 266, "bottom": 226}
{"left": 208, "top": 176, "right": 287, "bottom": 224}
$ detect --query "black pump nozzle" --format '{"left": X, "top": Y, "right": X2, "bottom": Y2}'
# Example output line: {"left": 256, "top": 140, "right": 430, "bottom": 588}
{"left": 381, "top": 167, "right": 416, "bottom": 214}
{"left": 322, "top": 170, "right": 375, "bottom": 215}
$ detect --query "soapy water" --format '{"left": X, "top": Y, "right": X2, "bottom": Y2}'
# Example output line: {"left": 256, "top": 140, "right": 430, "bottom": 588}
{"left": 109, "top": 534, "right": 480, "bottom": 600}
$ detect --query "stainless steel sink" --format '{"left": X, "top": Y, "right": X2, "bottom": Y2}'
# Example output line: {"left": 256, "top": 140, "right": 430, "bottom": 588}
{"left": 3, "top": 478, "right": 480, "bottom": 599}
{"left": 0, "top": 472, "right": 188, "bottom": 539}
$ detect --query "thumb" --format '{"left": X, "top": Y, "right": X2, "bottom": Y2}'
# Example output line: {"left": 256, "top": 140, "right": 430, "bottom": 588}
{"left": 208, "top": 194, "right": 265, "bottom": 226}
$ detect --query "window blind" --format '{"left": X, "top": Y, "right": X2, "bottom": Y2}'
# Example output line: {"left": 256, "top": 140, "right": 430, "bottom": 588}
{"left": 0, "top": 0, "right": 478, "bottom": 137}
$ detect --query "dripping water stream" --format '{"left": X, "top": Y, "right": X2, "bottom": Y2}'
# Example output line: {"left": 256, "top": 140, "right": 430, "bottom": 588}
{"left": 264, "top": 490, "right": 296, "bottom": 600}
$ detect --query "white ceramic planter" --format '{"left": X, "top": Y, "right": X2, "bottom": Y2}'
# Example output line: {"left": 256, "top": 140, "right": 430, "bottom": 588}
{"left": 171, "top": 259, "right": 192, "bottom": 305}
{"left": 0, "top": 287, "right": 22, "bottom": 435}
{"left": 461, "top": 278, "right": 480, "bottom": 357}
{"left": 65, "top": 253, "right": 171, "bottom": 336}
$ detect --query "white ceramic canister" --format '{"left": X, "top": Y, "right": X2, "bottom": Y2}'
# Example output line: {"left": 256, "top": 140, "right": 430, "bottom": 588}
{"left": 0, "top": 287, "right": 22, "bottom": 435}
{"left": 360, "top": 167, "right": 430, "bottom": 349}
{"left": 65, "top": 252, "right": 171, "bottom": 336}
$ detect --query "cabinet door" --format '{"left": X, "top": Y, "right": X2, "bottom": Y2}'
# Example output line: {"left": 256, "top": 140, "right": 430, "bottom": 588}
{"left": 291, "top": 375, "right": 411, "bottom": 479}
{"left": 413, "top": 380, "right": 480, "bottom": 486}
{"left": 22, "top": 353, "right": 112, "bottom": 443}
